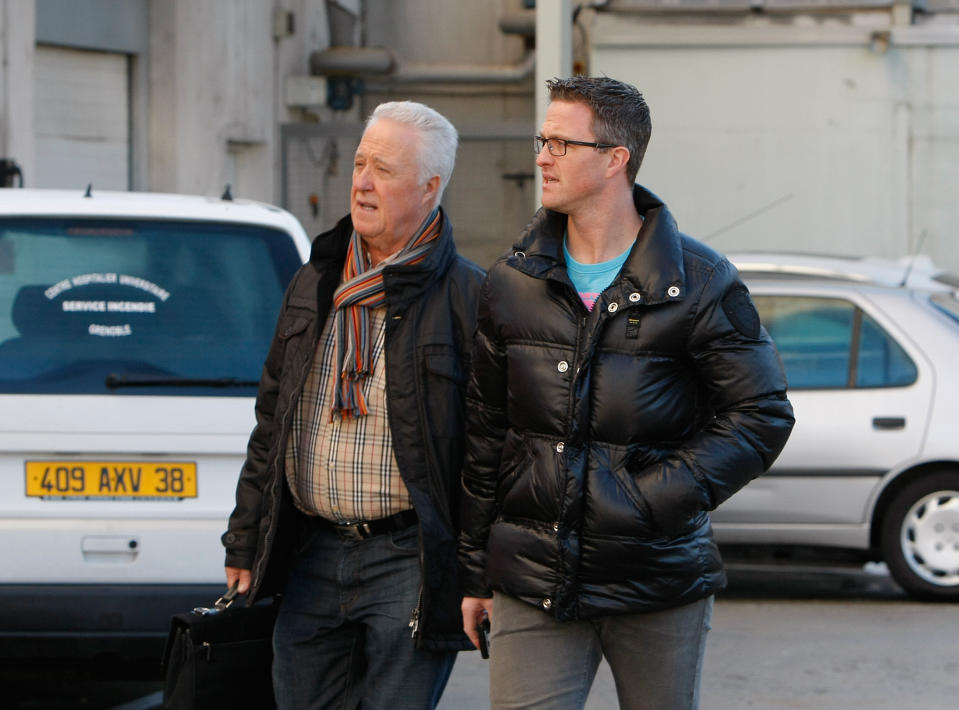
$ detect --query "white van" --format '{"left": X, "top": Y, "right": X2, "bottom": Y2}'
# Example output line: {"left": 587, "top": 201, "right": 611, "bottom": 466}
{"left": 0, "top": 188, "right": 310, "bottom": 660}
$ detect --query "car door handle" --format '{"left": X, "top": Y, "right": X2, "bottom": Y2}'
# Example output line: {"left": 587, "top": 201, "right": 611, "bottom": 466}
{"left": 82, "top": 536, "right": 139, "bottom": 563}
{"left": 873, "top": 417, "right": 906, "bottom": 430}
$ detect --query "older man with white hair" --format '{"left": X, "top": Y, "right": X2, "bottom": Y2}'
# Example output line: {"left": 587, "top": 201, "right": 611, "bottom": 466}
{"left": 224, "top": 101, "right": 484, "bottom": 709}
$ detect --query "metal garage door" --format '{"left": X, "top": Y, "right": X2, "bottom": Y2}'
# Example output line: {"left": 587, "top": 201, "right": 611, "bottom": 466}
{"left": 34, "top": 45, "right": 130, "bottom": 190}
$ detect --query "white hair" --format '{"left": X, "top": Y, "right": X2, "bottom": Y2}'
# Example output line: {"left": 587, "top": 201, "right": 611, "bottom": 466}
{"left": 367, "top": 101, "right": 458, "bottom": 208}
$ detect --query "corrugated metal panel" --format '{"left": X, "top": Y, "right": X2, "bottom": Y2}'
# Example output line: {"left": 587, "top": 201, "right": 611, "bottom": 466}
{"left": 33, "top": 45, "right": 130, "bottom": 191}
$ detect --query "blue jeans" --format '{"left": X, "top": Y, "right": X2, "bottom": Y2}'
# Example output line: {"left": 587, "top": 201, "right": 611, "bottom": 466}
{"left": 489, "top": 592, "right": 713, "bottom": 710}
{"left": 272, "top": 520, "right": 456, "bottom": 710}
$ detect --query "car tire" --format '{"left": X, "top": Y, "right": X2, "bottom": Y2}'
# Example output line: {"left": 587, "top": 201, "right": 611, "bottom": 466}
{"left": 880, "top": 471, "right": 959, "bottom": 601}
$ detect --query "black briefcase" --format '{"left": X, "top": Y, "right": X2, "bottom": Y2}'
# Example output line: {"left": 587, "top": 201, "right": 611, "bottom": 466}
{"left": 161, "top": 584, "right": 278, "bottom": 710}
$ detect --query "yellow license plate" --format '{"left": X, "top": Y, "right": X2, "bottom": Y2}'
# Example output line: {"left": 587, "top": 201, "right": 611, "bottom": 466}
{"left": 25, "top": 461, "right": 197, "bottom": 500}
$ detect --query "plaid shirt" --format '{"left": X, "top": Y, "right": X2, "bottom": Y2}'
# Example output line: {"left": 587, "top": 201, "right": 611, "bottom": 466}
{"left": 285, "top": 306, "right": 412, "bottom": 522}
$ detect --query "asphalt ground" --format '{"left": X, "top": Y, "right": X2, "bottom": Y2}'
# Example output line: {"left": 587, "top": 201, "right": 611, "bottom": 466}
{"left": 439, "top": 562, "right": 953, "bottom": 710}
{"left": 6, "top": 563, "right": 957, "bottom": 709}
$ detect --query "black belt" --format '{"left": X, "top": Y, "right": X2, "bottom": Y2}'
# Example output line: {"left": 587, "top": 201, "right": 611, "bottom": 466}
{"left": 315, "top": 509, "right": 418, "bottom": 541}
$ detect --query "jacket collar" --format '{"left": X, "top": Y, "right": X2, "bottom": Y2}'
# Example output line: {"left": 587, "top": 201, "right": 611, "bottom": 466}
{"left": 309, "top": 208, "right": 456, "bottom": 305}
{"left": 508, "top": 184, "right": 686, "bottom": 306}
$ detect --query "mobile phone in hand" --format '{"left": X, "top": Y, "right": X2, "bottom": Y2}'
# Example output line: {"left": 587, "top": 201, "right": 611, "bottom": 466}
{"left": 476, "top": 618, "right": 491, "bottom": 659}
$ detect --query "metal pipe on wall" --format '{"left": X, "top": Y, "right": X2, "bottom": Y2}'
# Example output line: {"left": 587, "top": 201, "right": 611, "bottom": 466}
{"left": 535, "top": 0, "right": 573, "bottom": 208}
{"left": 309, "top": 46, "right": 535, "bottom": 85}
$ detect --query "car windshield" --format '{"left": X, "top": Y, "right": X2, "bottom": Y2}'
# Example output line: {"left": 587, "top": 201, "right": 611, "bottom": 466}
{"left": 0, "top": 218, "right": 301, "bottom": 395}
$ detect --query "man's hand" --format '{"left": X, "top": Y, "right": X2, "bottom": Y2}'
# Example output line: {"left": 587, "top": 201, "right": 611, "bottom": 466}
{"left": 225, "top": 566, "right": 252, "bottom": 595}
{"left": 461, "top": 596, "right": 494, "bottom": 650}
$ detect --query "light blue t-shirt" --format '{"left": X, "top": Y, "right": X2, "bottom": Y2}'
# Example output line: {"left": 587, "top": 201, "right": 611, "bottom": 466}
{"left": 564, "top": 238, "right": 631, "bottom": 311}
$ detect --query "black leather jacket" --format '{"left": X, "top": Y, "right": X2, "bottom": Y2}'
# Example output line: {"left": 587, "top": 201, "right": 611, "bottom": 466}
{"left": 458, "top": 186, "right": 794, "bottom": 620}
{"left": 223, "top": 211, "right": 484, "bottom": 651}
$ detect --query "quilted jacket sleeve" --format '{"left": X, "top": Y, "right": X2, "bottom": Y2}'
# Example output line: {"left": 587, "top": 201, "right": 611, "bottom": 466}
{"left": 458, "top": 275, "right": 508, "bottom": 597}
{"left": 630, "top": 258, "right": 795, "bottom": 537}
{"left": 221, "top": 275, "right": 299, "bottom": 570}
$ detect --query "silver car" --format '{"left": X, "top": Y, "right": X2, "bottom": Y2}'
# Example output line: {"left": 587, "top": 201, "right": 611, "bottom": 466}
{"left": 713, "top": 252, "right": 959, "bottom": 600}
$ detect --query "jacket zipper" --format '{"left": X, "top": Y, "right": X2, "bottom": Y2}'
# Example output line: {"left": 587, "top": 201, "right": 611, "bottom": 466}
{"left": 553, "top": 312, "right": 588, "bottom": 614}
{"left": 408, "top": 585, "right": 423, "bottom": 639}
{"left": 566, "top": 315, "right": 587, "bottom": 425}
{"left": 409, "top": 520, "right": 426, "bottom": 641}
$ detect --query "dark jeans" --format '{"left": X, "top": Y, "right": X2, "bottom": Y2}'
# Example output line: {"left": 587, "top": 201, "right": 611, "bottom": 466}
{"left": 272, "top": 520, "right": 456, "bottom": 710}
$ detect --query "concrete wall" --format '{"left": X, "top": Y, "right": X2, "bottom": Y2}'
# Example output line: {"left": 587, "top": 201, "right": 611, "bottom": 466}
{"left": 285, "top": 0, "right": 537, "bottom": 267}
{"left": 148, "top": 0, "right": 277, "bottom": 201}
{"left": 4, "top": 0, "right": 958, "bottom": 272}
{"left": 590, "top": 12, "right": 959, "bottom": 271}
{"left": 147, "top": 0, "right": 345, "bottom": 205}
{"left": 0, "top": 0, "right": 35, "bottom": 184}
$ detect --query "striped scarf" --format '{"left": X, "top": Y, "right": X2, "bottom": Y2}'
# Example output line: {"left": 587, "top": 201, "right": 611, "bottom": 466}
{"left": 332, "top": 208, "right": 442, "bottom": 418}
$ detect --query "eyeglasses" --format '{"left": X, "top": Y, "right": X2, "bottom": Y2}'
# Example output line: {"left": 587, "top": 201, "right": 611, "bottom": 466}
{"left": 533, "top": 135, "right": 618, "bottom": 157}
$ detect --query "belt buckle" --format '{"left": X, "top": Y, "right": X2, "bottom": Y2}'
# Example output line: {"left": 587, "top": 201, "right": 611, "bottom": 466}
{"left": 336, "top": 521, "right": 372, "bottom": 540}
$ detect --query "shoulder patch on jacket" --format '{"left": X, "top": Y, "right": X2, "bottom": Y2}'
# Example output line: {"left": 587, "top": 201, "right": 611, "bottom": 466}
{"left": 722, "top": 285, "right": 761, "bottom": 339}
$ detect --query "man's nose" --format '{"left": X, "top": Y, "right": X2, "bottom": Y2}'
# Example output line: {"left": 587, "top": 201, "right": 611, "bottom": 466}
{"left": 353, "top": 164, "right": 372, "bottom": 189}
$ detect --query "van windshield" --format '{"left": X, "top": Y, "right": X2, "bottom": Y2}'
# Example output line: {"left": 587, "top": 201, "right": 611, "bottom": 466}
{"left": 0, "top": 218, "right": 302, "bottom": 395}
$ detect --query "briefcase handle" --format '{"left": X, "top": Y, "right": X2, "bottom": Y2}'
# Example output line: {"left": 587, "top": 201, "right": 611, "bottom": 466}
{"left": 192, "top": 582, "right": 240, "bottom": 616}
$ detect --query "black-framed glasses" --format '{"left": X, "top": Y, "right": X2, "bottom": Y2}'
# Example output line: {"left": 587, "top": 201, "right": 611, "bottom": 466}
{"left": 533, "top": 135, "right": 618, "bottom": 156}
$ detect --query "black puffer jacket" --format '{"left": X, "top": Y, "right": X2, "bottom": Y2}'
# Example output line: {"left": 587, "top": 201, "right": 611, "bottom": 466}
{"left": 458, "top": 185, "right": 794, "bottom": 620}
{"left": 223, "top": 211, "right": 484, "bottom": 651}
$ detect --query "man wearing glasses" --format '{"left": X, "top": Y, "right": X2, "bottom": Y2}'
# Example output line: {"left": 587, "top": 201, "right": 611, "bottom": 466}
{"left": 458, "top": 76, "right": 794, "bottom": 709}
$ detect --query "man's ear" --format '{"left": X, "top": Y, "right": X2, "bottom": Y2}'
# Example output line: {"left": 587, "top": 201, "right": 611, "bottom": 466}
{"left": 605, "top": 146, "right": 631, "bottom": 179}
{"left": 423, "top": 175, "right": 441, "bottom": 205}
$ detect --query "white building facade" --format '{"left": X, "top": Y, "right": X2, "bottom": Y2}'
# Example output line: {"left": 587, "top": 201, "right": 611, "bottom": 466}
{"left": 1, "top": 0, "right": 957, "bottom": 270}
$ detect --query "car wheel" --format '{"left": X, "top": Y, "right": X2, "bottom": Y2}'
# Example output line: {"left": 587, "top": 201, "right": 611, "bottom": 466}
{"left": 880, "top": 472, "right": 959, "bottom": 600}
